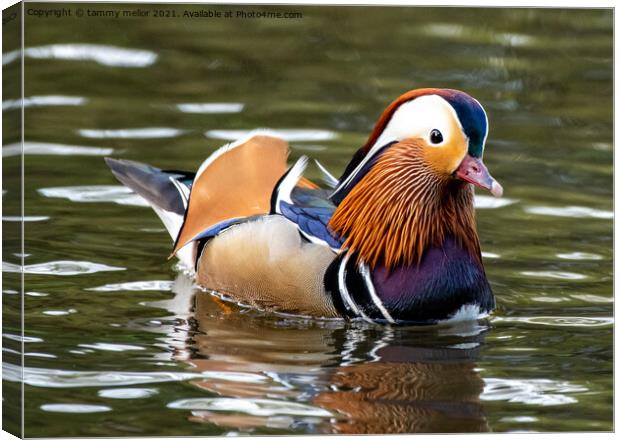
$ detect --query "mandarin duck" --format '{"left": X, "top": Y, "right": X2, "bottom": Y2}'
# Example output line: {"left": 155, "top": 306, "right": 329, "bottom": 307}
{"left": 106, "top": 88, "right": 503, "bottom": 325}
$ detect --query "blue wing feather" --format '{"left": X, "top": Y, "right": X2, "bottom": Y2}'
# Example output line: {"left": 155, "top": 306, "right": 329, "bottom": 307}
{"left": 279, "top": 200, "right": 343, "bottom": 249}
{"left": 189, "top": 217, "right": 248, "bottom": 242}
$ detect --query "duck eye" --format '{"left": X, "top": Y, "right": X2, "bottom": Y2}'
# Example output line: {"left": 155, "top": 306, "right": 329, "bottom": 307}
{"left": 430, "top": 129, "right": 443, "bottom": 144}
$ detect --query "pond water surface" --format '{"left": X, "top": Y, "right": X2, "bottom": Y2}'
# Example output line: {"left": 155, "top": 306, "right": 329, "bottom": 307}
{"left": 2, "top": 3, "right": 613, "bottom": 436}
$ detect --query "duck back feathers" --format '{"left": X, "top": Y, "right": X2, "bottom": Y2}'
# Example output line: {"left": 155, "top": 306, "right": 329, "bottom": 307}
{"left": 172, "top": 135, "right": 290, "bottom": 256}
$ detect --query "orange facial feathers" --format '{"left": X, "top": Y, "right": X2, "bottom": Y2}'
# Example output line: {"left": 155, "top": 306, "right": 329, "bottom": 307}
{"left": 328, "top": 140, "right": 481, "bottom": 270}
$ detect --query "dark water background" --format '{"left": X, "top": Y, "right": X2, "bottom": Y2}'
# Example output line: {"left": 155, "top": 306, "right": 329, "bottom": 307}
{"left": 2, "top": 3, "right": 613, "bottom": 436}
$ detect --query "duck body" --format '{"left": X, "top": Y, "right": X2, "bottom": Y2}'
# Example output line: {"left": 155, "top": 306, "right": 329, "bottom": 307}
{"left": 195, "top": 213, "right": 493, "bottom": 325}
{"left": 107, "top": 88, "right": 501, "bottom": 325}
{"left": 346, "top": 236, "right": 494, "bottom": 323}
{"left": 196, "top": 214, "right": 339, "bottom": 317}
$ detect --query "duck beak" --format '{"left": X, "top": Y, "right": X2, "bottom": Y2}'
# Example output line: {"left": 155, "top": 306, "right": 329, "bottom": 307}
{"left": 455, "top": 155, "right": 503, "bottom": 198}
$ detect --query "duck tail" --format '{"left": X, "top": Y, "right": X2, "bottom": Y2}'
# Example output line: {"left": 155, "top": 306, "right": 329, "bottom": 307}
{"left": 105, "top": 157, "right": 196, "bottom": 267}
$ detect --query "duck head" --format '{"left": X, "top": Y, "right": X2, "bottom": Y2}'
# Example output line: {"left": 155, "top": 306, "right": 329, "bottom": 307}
{"left": 329, "top": 88, "right": 502, "bottom": 270}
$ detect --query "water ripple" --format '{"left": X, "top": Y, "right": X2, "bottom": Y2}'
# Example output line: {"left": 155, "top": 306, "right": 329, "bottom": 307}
{"left": 3, "top": 142, "right": 113, "bottom": 157}
{"left": 421, "top": 23, "right": 466, "bottom": 38}
{"left": 531, "top": 296, "right": 565, "bottom": 304}
{"left": 481, "top": 251, "right": 500, "bottom": 259}
{"left": 206, "top": 128, "right": 338, "bottom": 142}
{"left": 520, "top": 271, "right": 587, "bottom": 280}
{"left": 419, "top": 23, "right": 535, "bottom": 48}
{"left": 500, "top": 416, "right": 538, "bottom": 423}
{"left": 38, "top": 185, "right": 148, "bottom": 207}
{"left": 77, "top": 343, "right": 145, "bottom": 352}
{"left": 176, "top": 102, "right": 244, "bottom": 114}
{"left": 3, "top": 95, "right": 87, "bottom": 111}
{"left": 41, "top": 404, "right": 112, "bottom": 413}
{"left": 78, "top": 127, "right": 185, "bottom": 139}
{"left": 98, "top": 388, "right": 158, "bottom": 399}
{"left": 3, "top": 333, "right": 43, "bottom": 343}
{"left": 525, "top": 205, "right": 613, "bottom": 219}
{"left": 3, "top": 363, "right": 267, "bottom": 388}
{"left": 556, "top": 252, "right": 603, "bottom": 260}
{"left": 291, "top": 144, "right": 328, "bottom": 152}
{"left": 167, "top": 398, "right": 333, "bottom": 417}
{"left": 474, "top": 195, "right": 517, "bottom": 209}
{"left": 87, "top": 280, "right": 174, "bottom": 292}
{"left": 25, "top": 352, "right": 57, "bottom": 359}
{"left": 482, "top": 378, "right": 587, "bottom": 406}
{"left": 26, "top": 292, "right": 49, "bottom": 297}
{"left": 43, "top": 309, "right": 77, "bottom": 316}
{"left": 496, "top": 33, "right": 534, "bottom": 47}
{"left": 2, "top": 215, "right": 49, "bottom": 222}
{"left": 5, "top": 44, "right": 158, "bottom": 67}
{"left": 492, "top": 316, "right": 613, "bottom": 328}
{"left": 3, "top": 260, "right": 125, "bottom": 276}
{"left": 569, "top": 294, "right": 613, "bottom": 304}
{"left": 2, "top": 49, "right": 20, "bottom": 65}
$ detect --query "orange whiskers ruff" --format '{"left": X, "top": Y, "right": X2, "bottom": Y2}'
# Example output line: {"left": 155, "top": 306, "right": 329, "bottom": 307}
{"left": 329, "top": 141, "right": 481, "bottom": 270}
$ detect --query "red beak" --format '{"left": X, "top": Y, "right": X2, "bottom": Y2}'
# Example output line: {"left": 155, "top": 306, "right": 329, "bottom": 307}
{"left": 455, "top": 155, "right": 503, "bottom": 198}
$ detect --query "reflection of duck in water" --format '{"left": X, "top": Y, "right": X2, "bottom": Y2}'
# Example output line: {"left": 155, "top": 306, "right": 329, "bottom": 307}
{"left": 107, "top": 88, "right": 502, "bottom": 325}
{"left": 152, "top": 280, "right": 489, "bottom": 433}
{"left": 313, "top": 336, "right": 489, "bottom": 433}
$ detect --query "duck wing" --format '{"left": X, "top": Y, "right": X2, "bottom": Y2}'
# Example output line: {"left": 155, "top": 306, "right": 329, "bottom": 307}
{"left": 171, "top": 134, "right": 289, "bottom": 256}
{"left": 271, "top": 157, "right": 343, "bottom": 251}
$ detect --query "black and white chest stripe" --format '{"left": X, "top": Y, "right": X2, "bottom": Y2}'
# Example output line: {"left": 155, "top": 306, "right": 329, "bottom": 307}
{"left": 324, "top": 253, "right": 395, "bottom": 324}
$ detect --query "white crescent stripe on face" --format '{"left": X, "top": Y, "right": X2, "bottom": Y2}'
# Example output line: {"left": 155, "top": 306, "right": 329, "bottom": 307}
{"left": 358, "top": 262, "right": 396, "bottom": 324}
{"left": 332, "top": 94, "right": 465, "bottom": 197}
{"left": 372, "top": 95, "right": 463, "bottom": 151}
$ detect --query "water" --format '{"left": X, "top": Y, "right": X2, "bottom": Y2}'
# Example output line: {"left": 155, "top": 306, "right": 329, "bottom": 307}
{"left": 2, "top": 3, "right": 612, "bottom": 436}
